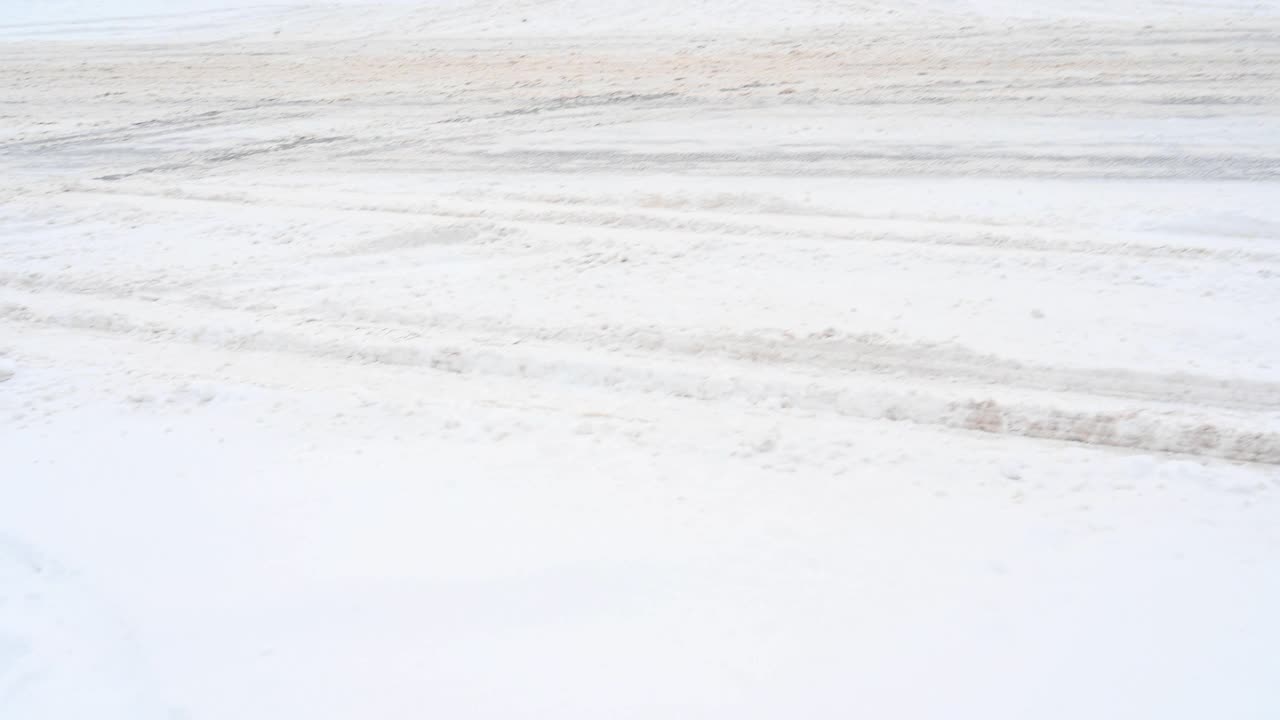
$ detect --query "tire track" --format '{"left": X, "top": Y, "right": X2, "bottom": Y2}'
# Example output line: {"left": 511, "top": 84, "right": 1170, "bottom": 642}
{"left": 63, "top": 187, "right": 1280, "bottom": 265}
{"left": 3, "top": 287, "right": 1278, "bottom": 464}
{"left": 4, "top": 271, "right": 1277, "bottom": 412}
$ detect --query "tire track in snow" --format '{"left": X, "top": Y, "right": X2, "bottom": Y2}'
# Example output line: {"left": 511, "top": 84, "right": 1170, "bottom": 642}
{"left": 61, "top": 188, "right": 1280, "bottom": 265}
{"left": 4, "top": 274, "right": 1278, "bottom": 412}
{"left": 3, "top": 288, "right": 1278, "bottom": 464}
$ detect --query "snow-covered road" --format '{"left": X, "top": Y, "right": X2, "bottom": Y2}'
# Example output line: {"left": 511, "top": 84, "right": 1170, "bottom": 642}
{"left": 3, "top": 2, "right": 1280, "bottom": 718}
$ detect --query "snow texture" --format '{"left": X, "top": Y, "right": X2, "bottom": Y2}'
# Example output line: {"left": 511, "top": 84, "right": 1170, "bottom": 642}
{"left": 2, "top": 1, "right": 1279, "bottom": 718}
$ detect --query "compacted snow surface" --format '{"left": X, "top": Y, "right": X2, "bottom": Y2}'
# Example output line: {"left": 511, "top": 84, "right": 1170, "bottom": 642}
{"left": 2, "top": 1, "right": 1280, "bottom": 718}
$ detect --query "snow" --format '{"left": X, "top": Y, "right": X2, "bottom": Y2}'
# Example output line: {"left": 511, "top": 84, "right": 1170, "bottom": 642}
{"left": 3, "top": 0, "right": 1278, "bottom": 40}
{"left": 3, "top": 1, "right": 1280, "bottom": 718}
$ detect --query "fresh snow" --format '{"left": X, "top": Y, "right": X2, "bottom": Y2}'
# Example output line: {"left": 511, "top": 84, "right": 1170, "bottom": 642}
{"left": 2, "top": 1, "right": 1280, "bottom": 718}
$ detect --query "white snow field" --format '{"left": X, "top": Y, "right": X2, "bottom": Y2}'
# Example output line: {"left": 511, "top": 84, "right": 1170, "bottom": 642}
{"left": 3, "top": 0, "right": 1280, "bottom": 717}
